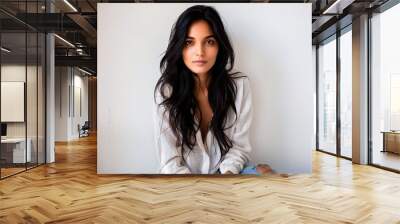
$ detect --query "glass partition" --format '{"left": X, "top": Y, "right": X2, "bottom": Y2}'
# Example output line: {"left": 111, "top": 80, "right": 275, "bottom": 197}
{"left": 0, "top": 31, "right": 28, "bottom": 177}
{"left": 0, "top": 1, "right": 46, "bottom": 179}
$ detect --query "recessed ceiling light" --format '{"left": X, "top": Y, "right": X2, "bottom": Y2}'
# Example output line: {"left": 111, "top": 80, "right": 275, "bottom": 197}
{"left": 54, "top": 34, "right": 75, "bottom": 48}
{"left": 78, "top": 67, "right": 93, "bottom": 76}
{"left": 63, "top": 0, "right": 78, "bottom": 12}
{"left": 322, "top": 0, "right": 347, "bottom": 15}
{"left": 322, "top": 0, "right": 357, "bottom": 15}
{"left": 1, "top": 47, "right": 11, "bottom": 53}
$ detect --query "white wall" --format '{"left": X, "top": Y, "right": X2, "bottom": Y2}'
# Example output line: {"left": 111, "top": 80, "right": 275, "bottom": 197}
{"left": 98, "top": 3, "right": 313, "bottom": 174}
{"left": 55, "top": 67, "right": 69, "bottom": 141}
{"left": 55, "top": 67, "right": 89, "bottom": 141}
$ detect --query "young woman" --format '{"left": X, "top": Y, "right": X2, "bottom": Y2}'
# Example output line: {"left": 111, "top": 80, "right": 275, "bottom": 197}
{"left": 154, "top": 5, "right": 271, "bottom": 175}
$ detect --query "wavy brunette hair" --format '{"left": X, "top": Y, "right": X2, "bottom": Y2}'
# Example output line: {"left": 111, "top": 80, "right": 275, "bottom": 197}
{"left": 154, "top": 5, "right": 243, "bottom": 163}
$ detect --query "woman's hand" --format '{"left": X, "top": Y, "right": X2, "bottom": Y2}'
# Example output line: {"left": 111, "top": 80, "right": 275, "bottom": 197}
{"left": 256, "top": 164, "right": 272, "bottom": 174}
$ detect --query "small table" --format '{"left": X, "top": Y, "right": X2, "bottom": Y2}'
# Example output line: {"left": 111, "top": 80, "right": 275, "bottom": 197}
{"left": 1, "top": 138, "right": 32, "bottom": 164}
{"left": 381, "top": 131, "right": 400, "bottom": 154}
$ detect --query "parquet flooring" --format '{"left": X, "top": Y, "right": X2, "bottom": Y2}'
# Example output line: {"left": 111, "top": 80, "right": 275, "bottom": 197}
{"left": 1, "top": 134, "right": 400, "bottom": 223}
{"left": 1, "top": 167, "right": 26, "bottom": 178}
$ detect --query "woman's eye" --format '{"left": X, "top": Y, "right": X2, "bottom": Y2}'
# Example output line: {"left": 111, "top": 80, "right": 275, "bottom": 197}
{"left": 207, "top": 39, "right": 216, "bottom": 45}
{"left": 184, "top": 40, "right": 193, "bottom": 46}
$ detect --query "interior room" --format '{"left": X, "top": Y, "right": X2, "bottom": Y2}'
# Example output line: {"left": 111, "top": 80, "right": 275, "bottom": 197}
{"left": 0, "top": 0, "right": 399, "bottom": 223}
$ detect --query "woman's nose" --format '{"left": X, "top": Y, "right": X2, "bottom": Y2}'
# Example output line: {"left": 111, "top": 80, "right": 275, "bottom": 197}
{"left": 195, "top": 44, "right": 205, "bottom": 56}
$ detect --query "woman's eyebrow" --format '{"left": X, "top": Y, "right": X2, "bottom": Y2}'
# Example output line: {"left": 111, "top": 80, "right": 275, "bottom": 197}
{"left": 186, "top": 35, "right": 215, "bottom": 39}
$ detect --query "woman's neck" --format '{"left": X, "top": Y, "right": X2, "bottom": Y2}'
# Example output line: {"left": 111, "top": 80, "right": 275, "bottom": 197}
{"left": 194, "top": 73, "right": 210, "bottom": 92}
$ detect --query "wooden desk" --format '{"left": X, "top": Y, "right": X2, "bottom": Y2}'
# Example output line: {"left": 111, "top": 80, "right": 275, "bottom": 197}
{"left": 381, "top": 131, "right": 400, "bottom": 154}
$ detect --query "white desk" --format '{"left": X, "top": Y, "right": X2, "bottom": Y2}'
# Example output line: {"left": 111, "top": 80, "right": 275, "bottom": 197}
{"left": 1, "top": 138, "right": 32, "bottom": 163}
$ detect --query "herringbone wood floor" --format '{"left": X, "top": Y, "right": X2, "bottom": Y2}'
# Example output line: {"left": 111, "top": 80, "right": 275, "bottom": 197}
{"left": 1, "top": 134, "right": 400, "bottom": 223}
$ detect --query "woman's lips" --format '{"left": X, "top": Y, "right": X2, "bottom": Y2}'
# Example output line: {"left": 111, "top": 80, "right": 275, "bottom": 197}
{"left": 193, "top": 60, "right": 207, "bottom": 66}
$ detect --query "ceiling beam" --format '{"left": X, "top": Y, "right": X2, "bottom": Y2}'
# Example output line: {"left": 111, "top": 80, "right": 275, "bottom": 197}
{"left": 55, "top": 55, "right": 96, "bottom": 70}
{"left": 67, "top": 13, "right": 97, "bottom": 39}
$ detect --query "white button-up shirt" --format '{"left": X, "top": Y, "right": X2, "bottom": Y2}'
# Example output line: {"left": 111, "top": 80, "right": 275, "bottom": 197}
{"left": 153, "top": 77, "right": 253, "bottom": 174}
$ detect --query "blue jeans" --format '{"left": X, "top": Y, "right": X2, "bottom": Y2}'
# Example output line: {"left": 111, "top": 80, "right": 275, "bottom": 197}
{"left": 240, "top": 164, "right": 260, "bottom": 175}
{"left": 217, "top": 163, "right": 261, "bottom": 175}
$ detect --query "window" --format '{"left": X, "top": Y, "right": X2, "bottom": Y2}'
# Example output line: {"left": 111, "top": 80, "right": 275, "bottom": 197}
{"left": 318, "top": 36, "right": 337, "bottom": 155}
{"left": 340, "top": 29, "right": 352, "bottom": 158}
{"left": 370, "top": 2, "right": 400, "bottom": 171}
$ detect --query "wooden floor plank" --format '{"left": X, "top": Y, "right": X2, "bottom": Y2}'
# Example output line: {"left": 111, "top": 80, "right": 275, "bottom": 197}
{"left": 0, "top": 134, "right": 400, "bottom": 223}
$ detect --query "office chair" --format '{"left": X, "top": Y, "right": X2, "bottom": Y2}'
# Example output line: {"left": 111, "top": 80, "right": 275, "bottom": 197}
{"left": 79, "top": 121, "right": 90, "bottom": 138}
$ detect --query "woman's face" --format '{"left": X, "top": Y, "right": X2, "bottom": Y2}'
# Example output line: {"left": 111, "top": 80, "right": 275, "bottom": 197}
{"left": 182, "top": 20, "right": 219, "bottom": 77}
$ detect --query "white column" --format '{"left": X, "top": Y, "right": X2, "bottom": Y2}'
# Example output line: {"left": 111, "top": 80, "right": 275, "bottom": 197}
{"left": 46, "top": 33, "right": 55, "bottom": 163}
{"left": 45, "top": 0, "right": 56, "bottom": 163}
{"left": 352, "top": 14, "right": 369, "bottom": 164}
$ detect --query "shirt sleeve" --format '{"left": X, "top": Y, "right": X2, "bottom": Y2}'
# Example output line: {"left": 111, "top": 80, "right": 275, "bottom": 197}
{"left": 153, "top": 87, "right": 192, "bottom": 174}
{"left": 218, "top": 77, "right": 253, "bottom": 174}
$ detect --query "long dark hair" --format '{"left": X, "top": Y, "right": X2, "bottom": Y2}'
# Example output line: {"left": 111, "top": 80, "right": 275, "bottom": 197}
{"left": 154, "top": 5, "right": 242, "bottom": 163}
